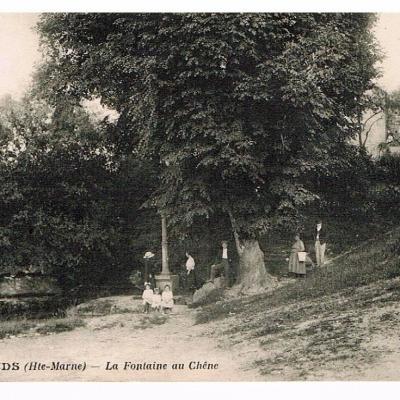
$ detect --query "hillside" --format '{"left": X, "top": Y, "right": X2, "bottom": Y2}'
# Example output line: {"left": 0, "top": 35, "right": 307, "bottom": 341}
{"left": 195, "top": 226, "right": 400, "bottom": 379}
{"left": 0, "top": 227, "right": 400, "bottom": 381}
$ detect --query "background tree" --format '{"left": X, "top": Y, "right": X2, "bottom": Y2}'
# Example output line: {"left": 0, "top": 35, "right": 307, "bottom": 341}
{"left": 36, "top": 13, "right": 380, "bottom": 292}
{"left": 355, "top": 87, "right": 386, "bottom": 150}
{"left": 0, "top": 94, "right": 160, "bottom": 292}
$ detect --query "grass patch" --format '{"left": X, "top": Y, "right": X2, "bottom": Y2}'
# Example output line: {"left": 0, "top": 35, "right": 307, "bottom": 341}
{"left": 75, "top": 299, "right": 114, "bottom": 316}
{"left": 0, "top": 316, "right": 86, "bottom": 340}
{"left": 0, "top": 320, "right": 36, "bottom": 339}
{"left": 74, "top": 299, "right": 140, "bottom": 316}
{"left": 35, "top": 316, "right": 85, "bottom": 335}
{"left": 134, "top": 312, "right": 168, "bottom": 330}
{"left": 93, "top": 321, "right": 124, "bottom": 331}
{"left": 194, "top": 297, "right": 247, "bottom": 324}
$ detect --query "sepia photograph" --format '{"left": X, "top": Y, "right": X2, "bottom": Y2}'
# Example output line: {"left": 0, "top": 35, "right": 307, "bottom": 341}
{"left": 0, "top": 9, "right": 400, "bottom": 383}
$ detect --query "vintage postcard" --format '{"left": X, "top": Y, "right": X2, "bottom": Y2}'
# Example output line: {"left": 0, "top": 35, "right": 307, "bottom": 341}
{"left": 0, "top": 10, "right": 400, "bottom": 382}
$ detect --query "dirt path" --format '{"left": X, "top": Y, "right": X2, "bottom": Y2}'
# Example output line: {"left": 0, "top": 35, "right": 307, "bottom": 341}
{"left": 0, "top": 297, "right": 261, "bottom": 382}
{"left": 3, "top": 280, "right": 400, "bottom": 382}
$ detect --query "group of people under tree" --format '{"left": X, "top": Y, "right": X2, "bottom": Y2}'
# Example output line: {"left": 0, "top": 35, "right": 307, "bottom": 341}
{"left": 185, "top": 240, "right": 232, "bottom": 289}
{"left": 138, "top": 220, "right": 327, "bottom": 303}
{"left": 140, "top": 240, "right": 232, "bottom": 313}
{"left": 140, "top": 240, "right": 233, "bottom": 289}
{"left": 288, "top": 220, "right": 327, "bottom": 277}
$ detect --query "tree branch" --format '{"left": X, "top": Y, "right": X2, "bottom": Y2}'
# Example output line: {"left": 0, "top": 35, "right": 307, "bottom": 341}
{"left": 362, "top": 116, "right": 383, "bottom": 147}
{"left": 227, "top": 209, "right": 244, "bottom": 256}
{"left": 361, "top": 110, "right": 382, "bottom": 130}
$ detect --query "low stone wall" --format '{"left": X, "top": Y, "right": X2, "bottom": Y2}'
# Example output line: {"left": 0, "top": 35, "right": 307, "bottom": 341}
{"left": 0, "top": 275, "right": 61, "bottom": 298}
{"left": 0, "top": 274, "right": 63, "bottom": 319}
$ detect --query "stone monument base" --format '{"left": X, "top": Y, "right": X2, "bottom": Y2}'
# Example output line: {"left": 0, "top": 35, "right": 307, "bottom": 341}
{"left": 155, "top": 274, "right": 179, "bottom": 292}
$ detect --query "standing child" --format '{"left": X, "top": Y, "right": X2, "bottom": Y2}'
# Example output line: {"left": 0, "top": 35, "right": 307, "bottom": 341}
{"left": 152, "top": 287, "right": 162, "bottom": 312}
{"left": 142, "top": 283, "right": 153, "bottom": 313}
{"left": 161, "top": 285, "right": 174, "bottom": 314}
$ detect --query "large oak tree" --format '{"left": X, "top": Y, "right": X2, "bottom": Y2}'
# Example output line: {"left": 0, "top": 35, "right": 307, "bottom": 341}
{"left": 36, "top": 13, "right": 380, "bottom": 291}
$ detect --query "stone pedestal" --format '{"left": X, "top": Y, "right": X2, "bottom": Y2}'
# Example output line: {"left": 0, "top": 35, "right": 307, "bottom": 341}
{"left": 155, "top": 274, "right": 179, "bottom": 292}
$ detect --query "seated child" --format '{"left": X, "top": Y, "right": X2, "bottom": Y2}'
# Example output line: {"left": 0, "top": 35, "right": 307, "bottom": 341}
{"left": 161, "top": 285, "right": 174, "bottom": 313}
{"left": 142, "top": 283, "right": 153, "bottom": 313}
{"left": 151, "top": 287, "right": 162, "bottom": 312}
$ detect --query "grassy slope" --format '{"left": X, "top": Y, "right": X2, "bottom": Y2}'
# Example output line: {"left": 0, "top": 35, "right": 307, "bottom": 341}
{"left": 196, "top": 226, "right": 400, "bottom": 379}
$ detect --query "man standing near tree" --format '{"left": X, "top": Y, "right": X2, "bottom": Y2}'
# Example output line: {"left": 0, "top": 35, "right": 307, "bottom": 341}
{"left": 185, "top": 252, "right": 198, "bottom": 290}
{"left": 315, "top": 220, "right": 327, "bottom": 267}
{"left": 210, "top": 241, "right": 231, "bottom": 287}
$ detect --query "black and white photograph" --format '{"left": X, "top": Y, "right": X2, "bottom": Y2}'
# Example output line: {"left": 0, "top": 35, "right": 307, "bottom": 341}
{"left": 0, "top": 9, "right": 400, "bottom": 383}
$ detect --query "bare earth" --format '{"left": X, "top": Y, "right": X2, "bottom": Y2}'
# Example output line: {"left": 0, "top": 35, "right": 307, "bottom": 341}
{"left": 2, "top": 278, "right": 400, "bottom": 382}
{"left": 0, "top": 298, "right": 261, "bottom": 382}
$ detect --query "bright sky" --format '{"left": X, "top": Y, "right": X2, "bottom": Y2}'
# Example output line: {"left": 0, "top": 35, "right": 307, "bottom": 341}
{"left": 374, "top": 13, "right": 400, "bottom": 92}
{"left": 0, "top": 13, "right": 399, "bottom": 99}
{"left": 0, "top": 13, "right": 40, "bottom": 98}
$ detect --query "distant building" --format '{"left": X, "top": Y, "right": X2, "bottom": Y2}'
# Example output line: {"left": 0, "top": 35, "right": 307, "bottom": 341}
{"left": 354, "top": 108, "right": 400, "bottom": 157}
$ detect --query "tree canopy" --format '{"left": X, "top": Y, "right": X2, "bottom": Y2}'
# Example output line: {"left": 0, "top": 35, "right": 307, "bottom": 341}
{"left": 36, "top": 13, "right": 380, "bottom": 243}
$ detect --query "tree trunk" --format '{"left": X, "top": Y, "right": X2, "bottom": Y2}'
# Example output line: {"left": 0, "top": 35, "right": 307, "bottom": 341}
{"left": 228, "top": 211, "right": 275, "bottom": 293}
{"left": 357, "top": 109, "right": 364, "bottom": 150}
{"left": 237, "top": 239, "right": 269, "bottom": 292}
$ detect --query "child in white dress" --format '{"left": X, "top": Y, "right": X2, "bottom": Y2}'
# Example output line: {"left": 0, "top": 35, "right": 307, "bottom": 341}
{"left": 161, "top": 285, "right": 174, "bottom": 313}
{"left": 152, "top": 287, "right": 162, "bottom": 312}
{"left": 142, "top": 283, "right": 153, "bottom": 313}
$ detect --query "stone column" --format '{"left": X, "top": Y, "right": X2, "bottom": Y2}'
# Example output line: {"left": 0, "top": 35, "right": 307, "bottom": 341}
{"left": 161, "top": 214, "right": 170, "bottom": 274}
{"left": 155, "top": 213, "right": 179, "bottom": 292}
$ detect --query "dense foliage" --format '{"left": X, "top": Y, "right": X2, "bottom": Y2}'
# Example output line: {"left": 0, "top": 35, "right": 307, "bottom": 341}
{"left": 0, "top": 96, "right": 160, "bottom": 290}
{"left": 0, "top": 13, "right": 392, "bottom": 293}
{"left": 36, "top": 13, "right": 381, "bottom": 241}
